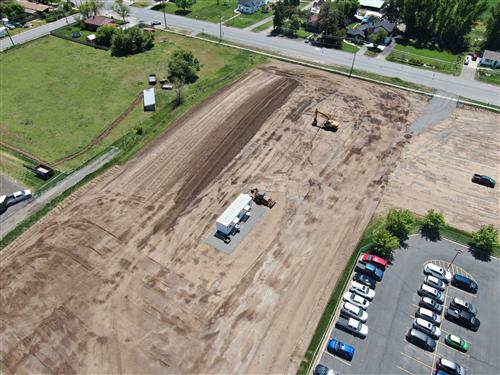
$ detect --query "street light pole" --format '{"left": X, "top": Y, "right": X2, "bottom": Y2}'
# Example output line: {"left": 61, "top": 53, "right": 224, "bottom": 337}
{"left": 349, "top": 48, "right": 357, "bottom": 78}
{"left": 5, "top": 26, "right": 15, "bottom": 47}
{"left": 219, "top": 12, "right": 222, "bottom": 43}
{"left": 162, "top": 0, "right": 167, "bottom": 29}
{"left": 446, "top": 247, "right": 464, "bottom": 272}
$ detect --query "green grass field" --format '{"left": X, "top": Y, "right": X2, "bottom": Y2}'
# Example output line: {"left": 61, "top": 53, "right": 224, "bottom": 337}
{"left": 388, "top": 41, "right": 464, "bottom": 75}
{"left": 0, "top": 33, "right": 265, "bottom": 175}
{"left": 152, "top": 0, "right": 239, "bottom": 23}
{"left": 476, "top": 68, "right": 500, "bottom": 85}
{"left": 252, "top": 19, "right": 273, "bottom": 32}
{"left": 223, "top": 10, "right": 271, "bottom": 28}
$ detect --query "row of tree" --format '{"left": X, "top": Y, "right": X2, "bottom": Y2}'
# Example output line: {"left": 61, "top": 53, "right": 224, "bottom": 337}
{"left": 384, "top": 0, "right": 499, "bottom": 51}
{"left": 370, "top": 208, "right": 499, "bottom": 259}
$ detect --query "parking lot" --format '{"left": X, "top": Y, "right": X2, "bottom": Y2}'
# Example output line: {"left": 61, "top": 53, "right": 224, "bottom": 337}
{"left": 317, "top": 236, "right": 500, "bottom": 375}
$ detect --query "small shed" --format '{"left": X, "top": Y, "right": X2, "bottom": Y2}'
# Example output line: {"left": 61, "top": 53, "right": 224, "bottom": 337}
{"left": 87, "top": 34, "right": 96, "bottom": 43}
{"left": 143, "top": 88, "right": 156, "bottom": 111}
{"left": 216, "top": 193, "right": 253, "bottom": 235}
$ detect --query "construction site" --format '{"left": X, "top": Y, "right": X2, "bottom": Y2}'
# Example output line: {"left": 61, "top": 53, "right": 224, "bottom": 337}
{"left": 0, "top": 61, "right": 498, "bottom": 374}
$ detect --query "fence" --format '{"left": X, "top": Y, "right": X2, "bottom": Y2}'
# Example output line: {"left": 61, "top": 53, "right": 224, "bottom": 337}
{"left": 49, "top": 21, "right": 110, "bottom": 50}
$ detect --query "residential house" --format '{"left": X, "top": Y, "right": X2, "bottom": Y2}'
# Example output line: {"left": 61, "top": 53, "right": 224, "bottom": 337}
{"left": 346, "top": 18, "right": 395, "bottom": 44}
{"left": 17, "top": 0, "right": 51, "bottom": 15}
{"left": 355, "top": 0, "right": 385, "bottom": 21}
{"left": 305, "top": 13, "right": 322, "bottom": 33}
{"left": 479, "top": 50, "right": 500, "bottom": 69}
{"left": 84, "top": 16, "right": 115, "bottom": 32}
{"left": 238, "top": 0, "right": 268, "bottom": 15}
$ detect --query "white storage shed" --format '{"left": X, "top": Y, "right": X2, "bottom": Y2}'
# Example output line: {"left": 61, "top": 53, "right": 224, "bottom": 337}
{"left": 143, "top": 88, "right": 156, "bottom": 111}
{"left": 216, "top": 193, "right": 252, "bottom": 235}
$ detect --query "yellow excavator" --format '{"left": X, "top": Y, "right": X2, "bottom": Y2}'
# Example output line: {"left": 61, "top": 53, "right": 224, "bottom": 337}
{"left": 312, "top": 108, "right": 339, "bottom": 132}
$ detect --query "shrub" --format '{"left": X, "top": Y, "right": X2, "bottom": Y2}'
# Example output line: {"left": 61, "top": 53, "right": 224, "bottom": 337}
{"left": 422, "top": 209, "right": 446, "bottom": 233}
{"left": 471, "top": 225, "right": 499, "bottom": 254}
{"left": 95, "top": 25, "right": 116, "bottom": 47}
{"left": 386, "top": 208, "right": 414, "bottom": 240}
{"left": 111, "top": 27, "right": 154, "bottom": 56}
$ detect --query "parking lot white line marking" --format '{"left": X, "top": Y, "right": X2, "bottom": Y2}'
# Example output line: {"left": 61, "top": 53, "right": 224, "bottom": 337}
{"left": 436, "top": 341, "right": 471, "bottom": 359}
{"left": 448, "top": 285, "right": 477, "bottom": 298}
{"left": 323, "top": 351, "right": 352, "bottom": 366}
{"left": 400, "top": 352, "right": 433, "bottom": 369}
{"left": 398, "top": 365, "right": 416, "bottom": 375}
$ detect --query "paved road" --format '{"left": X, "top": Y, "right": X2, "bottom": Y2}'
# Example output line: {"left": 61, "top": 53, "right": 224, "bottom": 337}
{"left": 0, "top": 148, "right": 118, "bottom": 239}
{"left": 2, "top": 7, "right": 498, "bottom": 105}
{"left": 124, "top": 6, "right": 500, "bottom": 105}
{"left": 318, "top": 236, "right": 500, "bottom": 375}
{"left": 0, "top": 15, "right": 79, "bottom": 51}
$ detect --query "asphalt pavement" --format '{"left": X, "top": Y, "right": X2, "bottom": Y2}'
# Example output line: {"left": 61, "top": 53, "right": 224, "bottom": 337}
{"left": 317, "top": 236, "right": 500, "bottom": 375}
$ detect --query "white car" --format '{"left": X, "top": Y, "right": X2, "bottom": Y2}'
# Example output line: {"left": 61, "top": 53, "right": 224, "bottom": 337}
{"left": 343, "top": 292, "right": 369, "bottom": 310}
{"left": 413, "top": 317, "right": 441, "bottom": 339}
{"left": 151, "top": 19, "right": 162, "bottom": 26}
{"left": 341, "top": 301, "right": 368, "bottom": 322}
{"left": 347, "top": 317, "right": 368, "bottom": 337}
{"left": 6, "top": 189, "right": 32, "bottom": 207}
{"left": 424, "top": 275, "right": 446, "bottom": 291}
{"left": 415, "top": 307, "right": 442, "bottom": 326}
{"left": 424, "top": 263, "right": 452, "bottom": 283}
{"left": 350, "top": 281, "right": 375, "bottom": 300}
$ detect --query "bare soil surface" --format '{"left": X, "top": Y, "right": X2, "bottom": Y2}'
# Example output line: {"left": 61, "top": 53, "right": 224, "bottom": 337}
{"left": 380, "top": 107, "right": 500, "bottom": 232}
{"left": 0, "top": 61, "right": 425, "bottom": 374}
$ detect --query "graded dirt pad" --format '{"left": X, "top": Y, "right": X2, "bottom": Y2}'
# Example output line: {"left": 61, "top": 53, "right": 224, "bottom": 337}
{"left": 379, "top": 107, "right": 500, "bottom": 232}
{"left": 0, "top": 61, "right": 425, "bottom": 375}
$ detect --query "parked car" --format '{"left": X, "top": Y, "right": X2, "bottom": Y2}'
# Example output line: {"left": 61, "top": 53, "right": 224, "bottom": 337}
{"left": 436, "top": 358, "right": 466, "bottom": 375}
{"left": 471, "top": 174, "right": 496, "bottom": 188}
{"left": 161, "top": 84, "right": 173, "bottom": 90}
{"left": 450, "top": 297, "right": 477, "bottom": 316}
{"left": 151, "top": 19, "right": 162, "bottom": 25}
{"left": 327, "top": 338, "right": 355, "bottom": 360}
{"left": 415, "top": 307, "right": 442, "bottom": 326}
{"left": 419, "top": 297, "right": 443, "bottom": 314}
{"left": 0, "top": 195, "right": 7, "bottom": 215}
{"left": 314, "top": 364, "right": 338, "bottom": 375}
{"left": 406, "top": 328, "right": 436, "bottom": 352}
{"left": 361, "top": 253, "right": 388, "bottom": 270}
{"left": 451, "top": 274, "right": 478, "bottom": 293}
{"left": 350, "top": 281, "right": 375, "bottom": 300}
{"left": 445, "top": 308, "right": 480, "bottom": 331}
{"left": 341, "top": 302, "right": 368, "bottom": 322}
{"left": 5, "top": 22, "right": 15, "bottom": 29}
{"left": 335, "top": 316, "right": 368, "bottom": 338}
{"left": 6, "top": 189, "right": 32, "bottom": 207}
{"left": 355, "top": 261, "right": 384, "bottom": 281}
{"left": 353, "top": 273, "right": 376, "bottom": 289}
{"left": 418, "top": 283, "right": 445, "bottom": 303}
{"left": 424, "top": 275, "right": 446, "bottom": 291}
{"left": 424, "top": 263, "right": 452, "bottom": 283}
{"left": 464, "top": 55, "right": 471, "bottom": 65}
{"left": 148, "top": 74, "right": 157, "bottom": 85}
{"left": 413, "top": 317, "right": 441, "bottom": 339}
{"left": 445, "top": 334, "right": 470, "bottom": 352}
{"left": 343, "top": 292, "right": 369, "bottom": 310}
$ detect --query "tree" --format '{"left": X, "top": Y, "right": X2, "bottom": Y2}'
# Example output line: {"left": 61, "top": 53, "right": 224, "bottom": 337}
{"left": 369, "top": 29, "right": 388, "bottom": 45}
{"left": 95, "top": 25, "right": 116, "bottom": 47}
{"left": 333, "top": 0, "right": 360, "bottom": 29}
{"left": 382, "top": 0, "right": 402, "bottom": 23}
{"left": 0, "top": 2, "right": 26, "bottom": 21}
{"left": 421, "top": 208, "right": 446, "bottom": 240}
{"left": 111, "top": 27, "right": 154, "bottom": 56}
{"left": 484, "top": 2, "right": 500, "bottom": 51}
{"left": 282, "top": 14, "right": 301, "bottom": 37}
{"left": 471, "top": 225, "right": 499, "bottom": 254}
{"left": 371, "top": 229, "right": 400, "bottom": 258}
{"left": 78, "top": 2, "right": 93, "bottom": 19}
{"left": 386, "top": 208, "right": 414, "bottom": 240}
{"left": 176, "top": 0, "right": 193, "bottom": 13}
{"left": 272, "top": 0, "right": 286, "bottom": 31}
{"left": 88, "top": 0, "right": 104, "bottom": 16}
{"left": 319, "top": 0, "right": 341, "bottom": 36}
{"left": 113, "top": 0, "right": 130, "bottom": 23}
{"left": 168, "top": 49, "right": 201, "bottom": 104}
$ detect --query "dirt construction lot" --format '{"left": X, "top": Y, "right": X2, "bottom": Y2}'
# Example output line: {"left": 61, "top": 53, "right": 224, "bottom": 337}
{"left": 380, "top": 107, "right": 500, "bottom": 232}
{"left": 1, "top": 61, "right": 427, "bottom": 374}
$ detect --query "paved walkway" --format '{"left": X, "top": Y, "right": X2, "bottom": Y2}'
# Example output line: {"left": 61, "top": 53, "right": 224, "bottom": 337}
{"left": 0, "top": 148, "right": 119, "bottom": 238}
{"left": 244, "top": 15, "right": 273, "bottom": 31}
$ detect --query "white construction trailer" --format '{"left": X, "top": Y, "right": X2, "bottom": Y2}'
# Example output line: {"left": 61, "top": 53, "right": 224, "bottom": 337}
{"left": 216, "top": 193, "right": 252, "bottom": 235}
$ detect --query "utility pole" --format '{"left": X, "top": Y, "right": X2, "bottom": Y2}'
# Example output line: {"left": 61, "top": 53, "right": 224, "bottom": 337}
{"left": 349, "top": 48, "right": 357, "bottom": 78}
{"left": 5, "top": 26, "right": 14, "bottom": 47}
{"left": 446, "top": 247, "right": 464, "bottom": 272}
{"left": 219, "top": 12, "right": 222, "bottom": 43}
{"left": 162, "top": 0, "right": 167, "bottom": 29}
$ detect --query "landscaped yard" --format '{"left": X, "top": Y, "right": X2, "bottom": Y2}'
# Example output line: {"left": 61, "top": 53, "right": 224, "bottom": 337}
{"left": 152, "top": 0, "right": 239, "bottom": 23}
{"left": 223, "top": 9, "right": 271, "bottom": 28}
{"left": 252, "top": 19, "right": 273, "bottom": 32}
{"left": 52, "top": 25, "right": 94, "bottom": 41}
{"left": 387, "top": 41, "right": 464, "bottom": 75}
{"left": 0, "top": 33, "right": 265, "bottom": 175}
{"left": 476, "top": 68, "right": 500, "bottom": 85}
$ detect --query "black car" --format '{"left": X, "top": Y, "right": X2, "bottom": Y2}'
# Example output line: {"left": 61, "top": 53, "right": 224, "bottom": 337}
{"left": 353, "top": 273, "right": 376, "bottom": 289}
{"left": 314, "top": 364, "right": 338, "bottom": 375}
{"left": 451, "top": 274, "right": 478, "bottom": 294}
{"left": 355, "top": 261, "right": 384, "bottom": 282}
{"left": 450, "top": 297, "right": 477, "bottom": 316}
{"left": 406, "top": 328, "right": 436, "bottom": 352}
{"left": 419, "top": 297, "right": 443, "bottom": 314}
{"left": 445, "top": 308, "right": 480, "bottom": 331}
{"left": 471, "top": 174, "right": 496, "bottom": 188}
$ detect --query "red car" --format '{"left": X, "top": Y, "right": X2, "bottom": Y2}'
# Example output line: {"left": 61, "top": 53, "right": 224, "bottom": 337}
{"left": 361, "top": 254, "right": 388, "bottom": 270}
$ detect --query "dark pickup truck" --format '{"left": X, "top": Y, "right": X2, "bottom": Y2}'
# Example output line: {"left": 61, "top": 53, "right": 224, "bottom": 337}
{"left": 471, "top": 174, "right": 496, "bottom": 188}
{"left": 445, "top": 308, "right": 480, "bottom": 331}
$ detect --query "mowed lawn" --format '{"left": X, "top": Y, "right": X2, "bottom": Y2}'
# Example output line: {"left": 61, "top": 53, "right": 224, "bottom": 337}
{"left": 153, "top": 0, "right": 239, "bottom": 22}
{"left": 0, "top": 33, "right": 263, "bottom": 172}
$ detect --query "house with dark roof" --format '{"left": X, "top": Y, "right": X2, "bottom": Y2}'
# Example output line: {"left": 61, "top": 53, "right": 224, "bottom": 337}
{"left": 480, "top": 50, "right": 500, "bottom": 69}
{"left": 84, "top": 16, "right": 115, "bottom": 32}
{"left": 346, "top": 18, "right": 395, "bottom": 44}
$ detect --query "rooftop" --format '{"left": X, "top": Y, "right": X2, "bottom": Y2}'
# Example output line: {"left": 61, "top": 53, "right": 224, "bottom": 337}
{"left": 217, "top": 193, "right": 252, "bottom": 227}
{"left": 17, "top": 0, "right": 51, "bottom": 12}
{"left": 359, "top": 0, "right": 385, "bottom": 9}
{"left": 84, "top": 16, "right": 115, "bottom": 26}
{"left": 483, "top": 49, "right": 500, "bottom": 61}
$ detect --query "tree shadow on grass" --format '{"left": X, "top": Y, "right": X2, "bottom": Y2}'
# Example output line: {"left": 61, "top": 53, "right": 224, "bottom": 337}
{"left": 174, "top": 10, "right": 192, "bottom": 16}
